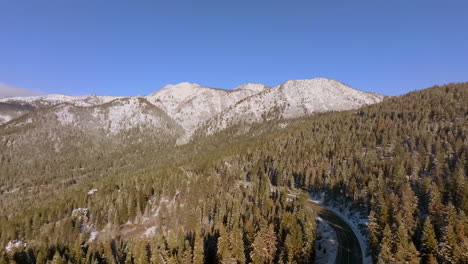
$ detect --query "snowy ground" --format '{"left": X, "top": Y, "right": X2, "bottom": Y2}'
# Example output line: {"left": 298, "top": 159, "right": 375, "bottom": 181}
{"left": 310, "top": 192, "right": 373, "bottom": 264}
{"left": 314, "top": 217, "right": 338, "bottom": 264}
{"left": 88, "top": 231, "right": 98, "bottom": 242}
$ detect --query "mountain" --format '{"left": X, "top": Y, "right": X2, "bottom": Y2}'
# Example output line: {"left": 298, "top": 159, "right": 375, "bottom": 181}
{"left": 198, "top": 78, "right": 385, "bottom": 135}
{"left": 145, "top": 82, "right": 269, "bottom": 143}
{"left": 0, "top": 102, "right": 36, "bottom": 124}
{"left": 0, "top": 78, "right": 384, "bottom": 143}
{"left": 1, "top": 97, "right": 183, "bottom": 160}
{"left": 0, "top": 97, "right": 183, "bottom": 198}
{"left": 0, "top": 77, "right": 385, "bottom": 216}
{"left": 0, "top": 82, "right": 467, "bottom": 264}
{"left": 0, "top": 94, "right": 121, "bottom": 125}
{"left": 0, "top": 77, "right": 385, "bottom": 224}
{"left": 0, "top": 94, "right": 120, "bottom": 108}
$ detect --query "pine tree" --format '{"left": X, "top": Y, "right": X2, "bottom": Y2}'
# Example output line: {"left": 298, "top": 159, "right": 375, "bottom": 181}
{"left": 399, "top": 182, "right": 418, "bottom": 234}
{"left": 377, "top": 225, "right": 394, "bottom": 264}
{"left": 368, "top": 210, "right": 380, "bottom": 259}
{"left": 181, "top": 240, "right": 193, "bottom": 264}
{"left": 438, "top": 205, "right": 458, "bottom": 264}
{"left": 421, "top": 217, "right": 438, "bottom": 263}
{"left": 193, "top": 232, "right": 204, "bottom": 264}
{"left": 217, "top": 226, "right": 246, "bottom": 264}
{"left": 133, "top": 241, "right": 149, "bottom": 264}
{"left": 51, "top": 251, "right": 66, "bottom": 264}
{"left": 250, "top": 224, "right": 277, "bottom": 264}
{"left": 35, "top": 246, "right": 49, "bottom": 264}
{"left": 231, "top": 227, "right": 246, "bottom": 264}
{"left": 285, "top": 222, "right": 303, "bottom": 264}
{"left": 453, "top": 161, "right": 467, "bottom": 212}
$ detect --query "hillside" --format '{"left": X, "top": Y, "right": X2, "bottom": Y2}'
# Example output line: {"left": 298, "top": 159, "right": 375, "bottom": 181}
{"left": 199, "top": 82, "right": 468, "bottom": 263}
{"left": 0, "top": 102, "right": 36, "bottom": 124}
{"left": 0, "top": 82, "right": 466, "bottom": 264}
{"left": 198, "top": 78, "right": 384, "bottom": 136}
{"left": 145, "top": 82, "right": 268, "bottom": 143}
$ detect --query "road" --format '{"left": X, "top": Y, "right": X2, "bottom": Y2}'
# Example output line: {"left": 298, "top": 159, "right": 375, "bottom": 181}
{"left": 309, "top": 202, "right": 363, "bottom": 264}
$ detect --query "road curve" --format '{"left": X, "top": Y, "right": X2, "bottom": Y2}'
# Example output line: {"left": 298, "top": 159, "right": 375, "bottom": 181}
{"left": 309, "top": 202, "right": 363, "bottom": 264}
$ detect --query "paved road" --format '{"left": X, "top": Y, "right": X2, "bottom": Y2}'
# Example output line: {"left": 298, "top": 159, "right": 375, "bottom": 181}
{"left": 309, "top": 202, "right": 363, "bottom": 264}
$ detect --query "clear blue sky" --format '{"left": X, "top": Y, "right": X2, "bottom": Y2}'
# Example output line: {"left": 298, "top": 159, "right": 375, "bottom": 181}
{"left": 0, "top": 0, "right": 467, "bottom": 97}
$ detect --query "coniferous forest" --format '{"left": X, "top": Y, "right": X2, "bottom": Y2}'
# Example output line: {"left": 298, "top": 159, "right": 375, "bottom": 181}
{"left": 0, "top": 83, "right": 467, "bottom": 263}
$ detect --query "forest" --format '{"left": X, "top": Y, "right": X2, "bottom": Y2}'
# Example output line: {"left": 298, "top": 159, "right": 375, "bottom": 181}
{"left": 0, "top": 83, "right": 467, "bottom": 263}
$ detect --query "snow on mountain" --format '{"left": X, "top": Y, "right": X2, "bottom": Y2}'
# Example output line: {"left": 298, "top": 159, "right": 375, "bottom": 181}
{"left": 146, "top": 82, "right": 268, "bottom": 143}
{"left": 145, "top": 82, "right": 211, "bottom": 116}
{"left": 0, "top": 94, "right": 120, "bottom": 108}
{"left": 1, "top": 97, "right": 184, "bottom": 161}
{"left": 90, "top": 97, "right": 181, "bottom": 136}
{"left": 233, "top": 83, "right": 269, "bottom": 93}
{"left": 0, "top": 78, "right": 385, "bottom": 144}
{"left": 0, "top": 114, "right": 12, "bottom": 124}
{"left": 0, "top": 102, "right": 37, "bottom": 125}
{"left": 48, "top": 97, "right": 182, "bottom": 137}
{"left": 199, "top": 78, "right": 385, "bottom": 135}
{"left": 0, "top": 94, "right": 121, "bottom": 125}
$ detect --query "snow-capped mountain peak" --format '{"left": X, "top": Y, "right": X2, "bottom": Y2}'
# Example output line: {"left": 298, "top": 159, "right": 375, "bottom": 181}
{"left": 199, "top": 78, "right": 385, "bottom": 136}
{"left": 145, "top": 82, "right": 211, "bottom": 118}
{"left": 1, "top": 78, "right": 386, "bottom": 144}
{"left": 275, "top": 78, "right": 358, "bottom": 93}
{"left": 146, "top": 82, "right": 269, "bottom": 144}
{"left": 233, "top": 83, "right": 270, "bottom": 93}
{"left": 151, "top": 82, "right": 204, "bottom": 96}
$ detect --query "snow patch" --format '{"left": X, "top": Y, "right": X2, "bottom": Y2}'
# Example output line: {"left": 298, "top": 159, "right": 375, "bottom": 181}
{"left": 142, "top": 226, "right": 157, "bottom": 237}
{"left": 55, "top": 106, "right": 75, "bottom": 125}
{"left": 5, "top": 240, "right": 28, "bottom": 253}
{"left": 72, "top": 208, "right": 90, "bottom": 226}
{"left": 88, "top": 188, "right": 98, "bottom": 195}
{"left": 278, "top": 122, "right": 288, "bottom": 129}
{"left": 314, "top": 217, "right": 338, "bottom": 264}
{"left": 5, "top": 187, "right": 20, "bottom": 194}
{"left": 88, "top": 231, "right": 98, "bottom": 242}
{"left": 0, "top": 114, "right": 12, "bottom": 123}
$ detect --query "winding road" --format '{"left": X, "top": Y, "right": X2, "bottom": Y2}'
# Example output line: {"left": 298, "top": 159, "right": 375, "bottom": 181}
{"left": 309, "top": 201, "right": 363, "bottom": 264}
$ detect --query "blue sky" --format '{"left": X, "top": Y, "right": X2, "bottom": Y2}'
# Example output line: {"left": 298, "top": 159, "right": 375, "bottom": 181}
{"left": 0, "top": 0, "right": 467, "bottom": 97}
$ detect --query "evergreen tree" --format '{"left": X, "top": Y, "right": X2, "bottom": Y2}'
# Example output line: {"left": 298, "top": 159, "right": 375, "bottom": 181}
{"left": 394, "top": 224, "right": 420, "bottom": 264}
{"left": 421, "top": 217, "right": 438, "bottom": 263}
{"left": 51, "top": 251, "right": 66, "bottom": 264}
{"left": 453, "top": 161, "right": 468, "bottom": 212}
{"left": 377, "top": 225, "right": 394, "bottom": 264}
{"left": 193, "top": 232, "right": 204, "bottom": 264}
{"left": 285, "top": 222, "right": 303, "bottom": 264}
{"left": 250, "top": 224, "right": 277, "bottom": 264}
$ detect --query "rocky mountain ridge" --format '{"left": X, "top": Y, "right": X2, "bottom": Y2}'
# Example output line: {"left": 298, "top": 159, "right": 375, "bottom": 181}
{"left": 0, "top": 78, "right": 385, "bottom": 144}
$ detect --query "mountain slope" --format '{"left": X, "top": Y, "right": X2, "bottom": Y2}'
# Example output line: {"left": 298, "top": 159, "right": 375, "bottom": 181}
{"left": 0, "top": 94, "right": 120, "bottom": 108}
{"left": 2, "top": 97, "right": 182, "bottom": 139}
{"left": 145, "top": 82, "right": 269, "bottom": 143}
{"left": 0, "top": 102, "right": 36, "bottom": 124}
{"left": 0, "top": 82, "right": 466, "bottom": 264}
{"left": 0, "top": 94, "right": 121, "bottom": 125}
{"left": 199, "top": 78, "right": 385, "bottom": 135}
{"left": 0, "top": 97, "right": 183, "bottom": 193}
